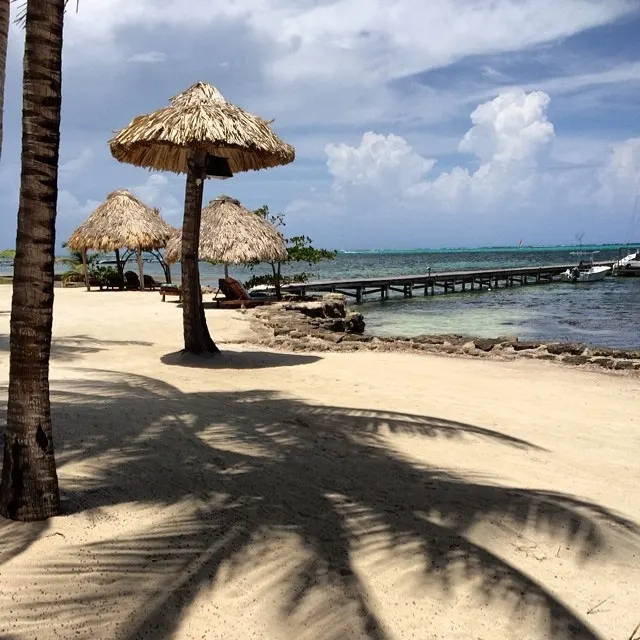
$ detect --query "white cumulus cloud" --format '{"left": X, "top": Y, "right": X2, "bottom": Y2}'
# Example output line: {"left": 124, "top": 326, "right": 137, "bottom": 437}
{"left": 325, "top": 132, "right": 435, "bottom": 196}
{"left": 127, "top": 51, "right": 167, "bottom": 64}
{"left": 289, "top": 88, "right": 640, "bottom": 248}
{"left": 326, "top": 89, "right": 555, "bottom": 208}
{"left": 458, "top": 90, "right": 554, "bottom": 164}
{"left": 129, "top": 174, "right": 183, "bottom": 222}
{"left": 596, "top": 138, "right": 640, "bottom": 210}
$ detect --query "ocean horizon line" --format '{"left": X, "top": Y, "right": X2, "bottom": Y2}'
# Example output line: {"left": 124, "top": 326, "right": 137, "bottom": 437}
{"left": 337, "top": 242, "right": 639, "bottom": 254}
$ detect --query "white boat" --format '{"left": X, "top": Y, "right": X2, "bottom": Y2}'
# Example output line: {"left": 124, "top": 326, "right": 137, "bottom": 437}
{"left": 560, "top": 252, "right": 611, "bottom": 283}
{"left": 611, "top": 249, "right": 639, "bottom": 275}
{"left": 612, "top": 175, "right": 640, "bottom": 275}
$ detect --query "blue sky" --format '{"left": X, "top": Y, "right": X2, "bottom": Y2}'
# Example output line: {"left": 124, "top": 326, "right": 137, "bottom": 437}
{"left": 1, "top": 0, "right": 639, "bottom": 251}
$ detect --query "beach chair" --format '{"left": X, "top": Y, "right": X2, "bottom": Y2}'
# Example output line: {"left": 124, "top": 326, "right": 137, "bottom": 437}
{"left": 143, "top": 274, "right": 159, "bottom": 290}
{"left": 218, "top": 277, "right": 251, "bottom": 302}
{"left": 160, "top": 284, "right": 182, "bottom": 302}
{"left": 124, "top": 271, "right": 140, "bottom": 290}
{"left": 100, "top": 272, "right": 125, "bottom": 291}
{"left": 215, "top": 278, "right": 272, "bottom": 309}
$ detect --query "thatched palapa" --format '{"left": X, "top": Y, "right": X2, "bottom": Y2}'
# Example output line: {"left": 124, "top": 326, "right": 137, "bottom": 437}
{"left": 164, "top": 195, "right": 287, "bottom": 270}
{"left": 67, "top": 190, "right": 173, "bottom": 252}
{"left": 107, "top": 81, "right": 296, "bottom": 354}
{"left": 66, "top": 189, "right": 174, "bottom": 290}
{"left": 108, "top": 82, "right": 295, "bottom": 175}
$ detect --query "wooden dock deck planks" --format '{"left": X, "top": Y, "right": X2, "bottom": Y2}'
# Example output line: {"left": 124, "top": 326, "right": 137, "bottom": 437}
{"left": 281, "top": 262, "right": 615, "bottom": 303}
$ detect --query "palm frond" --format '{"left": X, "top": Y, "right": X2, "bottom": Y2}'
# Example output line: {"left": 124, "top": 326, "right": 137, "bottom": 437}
{"left": 12, "top": 0, "right": 78, "bottom": 27}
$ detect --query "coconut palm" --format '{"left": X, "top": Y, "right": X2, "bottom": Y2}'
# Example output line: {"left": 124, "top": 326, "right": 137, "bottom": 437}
{"left": 0, "top": 0, "right": 66, "bottom": 521}
{"left": 0, "top": 0, "right": 9, "bottom": 161}
{"left": 57, "top": 248, "right": 103, "bottom": 286}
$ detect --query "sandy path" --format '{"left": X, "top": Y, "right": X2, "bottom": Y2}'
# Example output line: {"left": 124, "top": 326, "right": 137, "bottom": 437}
{"left": 0, "top": 287, "right": 639, "bottom": 640}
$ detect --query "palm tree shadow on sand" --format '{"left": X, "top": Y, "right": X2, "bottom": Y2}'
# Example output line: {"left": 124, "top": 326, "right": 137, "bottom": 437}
{"left": 0, "top": 369, "right": 638, "bottom": 639}
{"left": 0, "top": 333, "right": 154, "bottom": 362}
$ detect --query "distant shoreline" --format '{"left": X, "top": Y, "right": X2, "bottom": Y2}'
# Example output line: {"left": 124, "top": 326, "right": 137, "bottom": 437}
{"left": 337, "top": 242, "right": 639, "bottom": 254}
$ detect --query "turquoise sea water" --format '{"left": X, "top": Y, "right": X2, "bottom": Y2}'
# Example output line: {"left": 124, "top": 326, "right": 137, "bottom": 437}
{"left": 209, "top": 244, "right": 640, "bottom": 348}
{"left": 5, "top": 244, "right": 639, "bottom": 348}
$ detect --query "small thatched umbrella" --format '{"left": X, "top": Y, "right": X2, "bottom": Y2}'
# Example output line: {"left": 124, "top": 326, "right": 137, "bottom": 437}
{"left": 108, "top": 82, "right": 295, "bottom": 355}
{"left": 164, "top": 195, "right": 287, "bottom": 280}
{"left": 66, "top": 189, "right": 174, "bottom": 290}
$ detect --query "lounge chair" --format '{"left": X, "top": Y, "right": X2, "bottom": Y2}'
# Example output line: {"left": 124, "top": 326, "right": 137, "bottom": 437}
{"left": 99, "top": 272, "right": 125, "bottom": 291}
{"left": 215, "top": 278, "right": 273, "bottom": 309}
{"left": 125, "top": 271, "right": 140, "bottom": 290}
{"left": 143, "top": 274, "right": 159, "bottom": 290}
{"left": 160, "top": 283, "right": 181, "bottom": 302}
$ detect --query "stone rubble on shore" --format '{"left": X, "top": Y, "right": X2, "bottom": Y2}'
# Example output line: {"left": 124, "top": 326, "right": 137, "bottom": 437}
{"left": 247, "top": 295, "right": 640, "bottom": 374}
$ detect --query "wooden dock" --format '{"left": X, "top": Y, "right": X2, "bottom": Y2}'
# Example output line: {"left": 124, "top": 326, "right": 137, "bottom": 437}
{"left": 281, "top": 262, "right": 615, "bottom": 303}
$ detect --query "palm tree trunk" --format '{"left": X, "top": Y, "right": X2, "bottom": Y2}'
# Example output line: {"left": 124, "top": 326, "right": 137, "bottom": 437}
{"left": 181, "top": 148, "right": 218, "bottom": 355}
{"left": 0, "top": 0, "right": 10, "bottom": 161}
{"left": 0, "top": 0, "right": 65, "bottom": 521}
{"left": 137, "top": 249, "right": 144, "bottom": 290}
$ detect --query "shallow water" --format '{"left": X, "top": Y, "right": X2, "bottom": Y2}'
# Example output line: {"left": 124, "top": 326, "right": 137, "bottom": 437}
{"left": 362, "top": 278, "right": 639, "bottom": 348}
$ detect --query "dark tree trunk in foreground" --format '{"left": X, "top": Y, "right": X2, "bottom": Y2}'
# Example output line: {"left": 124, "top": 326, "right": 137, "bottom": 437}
{"left": 0, "top": 0, "right": 65, "bottom": 521}
{"left": 0, "top": 0, "right": 10, "bottom": 161}
{"left": 181, "top": 148, "right": 219, "bottom": 355}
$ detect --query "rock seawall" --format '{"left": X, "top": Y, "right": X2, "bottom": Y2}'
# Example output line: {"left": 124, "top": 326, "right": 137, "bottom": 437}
{"left": 248, "top": 297, "right": 640, "bottom": 374}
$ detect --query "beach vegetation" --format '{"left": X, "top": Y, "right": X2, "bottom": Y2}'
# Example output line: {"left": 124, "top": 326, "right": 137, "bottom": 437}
{"left": 57, "top": 249, "right": 104, "bottom": 286}
{"left": 245, "top": 205, "right": 337, "bottom": 300}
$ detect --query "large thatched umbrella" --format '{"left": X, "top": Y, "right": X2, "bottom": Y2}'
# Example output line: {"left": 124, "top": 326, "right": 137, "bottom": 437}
{"left": 108, "top": 82, "right": 295, "bottom": 355}
{"left": 66, "top": 189, "right": 174, "bottom": 290}
{"left": 164, "top": 195, "right": 287, "bottom": 280}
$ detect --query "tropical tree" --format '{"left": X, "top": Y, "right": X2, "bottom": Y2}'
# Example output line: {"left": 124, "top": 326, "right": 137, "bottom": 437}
{"left": 0, "top": 0, "right": 9, "bottom": 161}
{"left": 246, "top": 205, "right": 337, "bottom": 300}
{"left": 0, "top": 0, "right": 66, "bottom": 521}
{"left": 56, "top": 248, "right": 104, "bottom": 286}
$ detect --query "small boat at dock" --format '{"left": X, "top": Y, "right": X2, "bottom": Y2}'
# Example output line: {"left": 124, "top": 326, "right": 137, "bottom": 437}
{"left": 612, "top": 249, "right": 640, "bottom": 277}
{"left": 560, "top": 252, "right": 611, "bottom": 283}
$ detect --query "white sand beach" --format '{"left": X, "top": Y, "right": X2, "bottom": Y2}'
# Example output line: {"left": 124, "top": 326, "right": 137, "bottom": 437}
{"left": 0, "top": 287, "right": 639, "bottom": 640}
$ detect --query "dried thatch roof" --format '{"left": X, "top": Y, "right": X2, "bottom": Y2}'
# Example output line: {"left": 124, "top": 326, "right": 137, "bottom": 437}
{"left": 66, "top": 190, "right": 174, "bottom": 252}
{"left": 108, "top": 82, "right": 295, "bottom": 175}
{"left": 165, "top": 195, "right": 287, "bottom": 265}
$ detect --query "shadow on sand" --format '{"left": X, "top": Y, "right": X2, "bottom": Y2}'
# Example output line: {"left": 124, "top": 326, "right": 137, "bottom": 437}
{"left": 0, "top": 333, "right": 153, "bottom": 362}
{"left": 160, "top": 349, "right": 321, "bottom": 370}
{"left": 0, "top": 369, "right": 638, "bottom": 639}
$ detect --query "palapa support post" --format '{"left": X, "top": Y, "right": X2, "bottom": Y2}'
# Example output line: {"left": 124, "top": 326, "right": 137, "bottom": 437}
{"left": 137, "top": 249, "right": 145, "bottom": 290}
{"left": 224, "top": 264, "right": 229, "bottom": 279}
{"left": 82, "top": 248, "right": 89, "bottom": 291}
{"left": 181, "top": 148, "right": 219, "bottom": 355}
{"left": 114, "top": 248, "right": 124, "bottom": 282}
